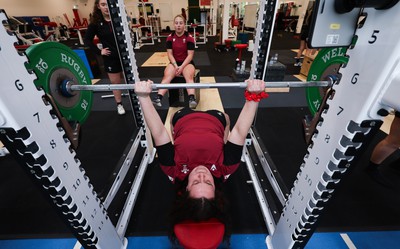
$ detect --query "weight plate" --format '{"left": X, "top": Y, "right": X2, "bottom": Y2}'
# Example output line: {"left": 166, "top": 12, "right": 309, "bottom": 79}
{"left": 306, "top": 47, "right": 349, "bottom": 115}
{"left": 25, "top": 42, "right": 93, "bottom": 124}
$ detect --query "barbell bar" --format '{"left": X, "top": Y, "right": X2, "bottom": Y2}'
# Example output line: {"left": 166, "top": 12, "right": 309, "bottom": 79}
{"left": 65, "top": 79, "right": 334, "bottom": 94}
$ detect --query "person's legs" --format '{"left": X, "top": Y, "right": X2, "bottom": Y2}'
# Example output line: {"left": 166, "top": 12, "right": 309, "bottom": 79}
{"left": 306, "top": 48, "right": 317, "bottom": 56}
{"left": 159, "top": 64, "right": 177, "bottom": 96}
{"left": 181, "top": 64, "right": 197, "bottom": 108}
{"left": 103, "top": 57, "right": 125, "bottom": 114}
{"left": 297, "top": 40, "right": 306, "bottom": 58}
{"left": 182, "top": 64, "right": 195, "bottom": 96}
{"left": 108, "top": 72, "right": 123, "bottom": 102}
{"left": 152, "top": 64, "right": 176, "bottom": 106}
{"left": 108, "top": 72, "right": 126, "bottom": 115}
{"left": 366, "top": 114, "right": 400, "bottom": 187}
{"left": 370, "top": 115, "right": 400, "bottom": 164}
{"left": 294, "top": 40, "right": 306, "bottom": 66}
{"left": 295, "top": 25, "right": 309, "bottom": 67}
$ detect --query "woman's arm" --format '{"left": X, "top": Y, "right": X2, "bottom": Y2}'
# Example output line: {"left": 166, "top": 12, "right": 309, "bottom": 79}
{"left": 84, "top": 24, "right": 101, "bottom": 55}
{"left": 167, "top": 48, "right": 177, "bottom": 66}
{"left": 179, "top": 49, "right": 194, "bottom": 69}
{"left": 135, "top": 81, "right": 171, "bottom": 146}
{"left": 228, "top": 79, "right": 267, "bottom": 146}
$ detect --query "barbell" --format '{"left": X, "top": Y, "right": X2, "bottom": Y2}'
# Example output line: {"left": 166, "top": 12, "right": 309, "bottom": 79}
{"left": 25, "top": 42, "right": 337, "bottom": 126}
{"left": 65, "top": 80, "right": 334, "bottom": 94}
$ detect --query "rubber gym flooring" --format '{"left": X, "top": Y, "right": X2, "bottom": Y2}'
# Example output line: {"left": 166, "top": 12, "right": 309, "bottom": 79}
{"left": 1, "top": 31, "right": 400, "bottom": 249}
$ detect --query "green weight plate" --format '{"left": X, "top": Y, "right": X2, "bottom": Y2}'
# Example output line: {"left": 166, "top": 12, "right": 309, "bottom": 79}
{"left": 306, "top": 47, "right": 349, "bottom": 115}
{"left": 25, "top": 42, "right": 93, "bottom": 124}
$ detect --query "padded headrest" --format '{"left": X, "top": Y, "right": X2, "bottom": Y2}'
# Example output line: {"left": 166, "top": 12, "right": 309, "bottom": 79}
{"left": 174, "top": 218, "right": 225, "bottom": 249}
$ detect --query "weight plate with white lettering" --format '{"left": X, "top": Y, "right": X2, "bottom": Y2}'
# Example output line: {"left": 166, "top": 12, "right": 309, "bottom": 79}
{"left": 25, "top": 42, "right": 93, "bottom": 124}
{"left": 306, "top": 47, "right": 349, "bottom": 115}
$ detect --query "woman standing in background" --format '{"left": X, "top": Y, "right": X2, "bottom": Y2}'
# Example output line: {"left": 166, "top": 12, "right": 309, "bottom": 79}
{"left": 84, "top": 0, "right": 126, "bottom": 115}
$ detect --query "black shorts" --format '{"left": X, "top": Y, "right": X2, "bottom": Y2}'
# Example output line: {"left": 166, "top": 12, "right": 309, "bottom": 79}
{"left": 103, "top": 56, "right": 122, "bottom": 73}
{"left": 176, "top": 61, "right": 195, "bottom": 67}
{"left": 300, "top": 25, "right": 310, "bottom": 41}
{"left": 172, "top": 107, "right": 227, "bottom": 127}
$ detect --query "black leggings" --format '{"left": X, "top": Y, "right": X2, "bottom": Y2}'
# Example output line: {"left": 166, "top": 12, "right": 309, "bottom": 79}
{"left": 172, "top": 107, "right": 227, "bottom": 127}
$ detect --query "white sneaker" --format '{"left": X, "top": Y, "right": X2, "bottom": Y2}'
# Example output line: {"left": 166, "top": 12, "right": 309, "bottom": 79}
{"left": 152, "top": 96, "right": 162, "bottom": 107}
{"left": 117, "top": 104, "right": 126, "bottom": 115}
{"left": 294, "top": 61, "right": 302, "bottom": 67}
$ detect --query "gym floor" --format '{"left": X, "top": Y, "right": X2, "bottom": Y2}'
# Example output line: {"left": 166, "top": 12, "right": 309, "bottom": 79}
{"left": 1, "top": 30, "right": 400, "bottom": 249}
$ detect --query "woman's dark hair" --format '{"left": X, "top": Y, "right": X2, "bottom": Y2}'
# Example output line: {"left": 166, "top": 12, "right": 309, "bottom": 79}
{"left": 90, "top": 0, "right": 104, "bottom": 25}
{"left": 168, "top": 177, "right": 231, "bottom": 248}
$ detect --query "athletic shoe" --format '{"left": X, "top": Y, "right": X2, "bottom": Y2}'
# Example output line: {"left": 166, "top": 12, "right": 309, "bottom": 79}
{"left": 117, "top": 104, "right": 126, "bottom": 115}
{"left": 189, "top": 96, "right": 197, "bottom": 109}
{"left": 152, "top": 96, "right": 162, "bottom": 107}
{"left": 294, "top": 61, "right": 302, "bottom": 67}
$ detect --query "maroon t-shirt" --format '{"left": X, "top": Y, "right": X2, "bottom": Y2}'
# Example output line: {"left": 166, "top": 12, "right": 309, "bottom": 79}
{"left": 166, "top": 32, "right": 195, "bottom": 63}
{"left": 156, "top": 113, "right": 243, "bottom": 183}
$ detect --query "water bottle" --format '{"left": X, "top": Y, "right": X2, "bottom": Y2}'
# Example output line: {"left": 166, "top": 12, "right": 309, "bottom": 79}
{"left": 240, "top": 60, "right": 246, "bottom": 73}
{"left": 235, "top": 58, "right": 241, "bottom": 71}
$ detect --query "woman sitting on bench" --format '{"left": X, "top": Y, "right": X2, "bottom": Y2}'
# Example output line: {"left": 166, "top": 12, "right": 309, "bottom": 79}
{"left": 152, "top": 14, "right": 198, "bottom": 108}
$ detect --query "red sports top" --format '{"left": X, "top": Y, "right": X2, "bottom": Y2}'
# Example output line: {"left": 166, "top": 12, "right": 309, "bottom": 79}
{"left": 157, "top": 113, "right": 242, "bottom": 183}
{"left": 166, "top": 32, "right": 195, "bottom": 63}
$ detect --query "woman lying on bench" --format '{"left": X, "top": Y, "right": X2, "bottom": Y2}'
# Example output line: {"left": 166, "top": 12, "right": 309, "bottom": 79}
{"left": 137, "top": 79, "right": 268, "bottom": 248}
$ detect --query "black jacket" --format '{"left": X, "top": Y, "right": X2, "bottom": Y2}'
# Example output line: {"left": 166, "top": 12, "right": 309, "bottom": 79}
{"left": 84, "top": 20, "right": 119, "bottom": 60}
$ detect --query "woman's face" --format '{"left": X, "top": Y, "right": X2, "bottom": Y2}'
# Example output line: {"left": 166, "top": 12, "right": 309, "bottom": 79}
{"left": 187, "top": 166, "right": 215, "bottom": 199}
{"left": 97, "top": 0, "right": 109, "bottom": 16}
{"left": 174, "top": 16, "right": 185, "bottom": 34}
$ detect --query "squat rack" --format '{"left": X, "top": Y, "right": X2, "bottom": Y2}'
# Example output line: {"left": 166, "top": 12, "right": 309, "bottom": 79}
{"left": 1, "top": 0, "right": 400, "bottom": 249}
